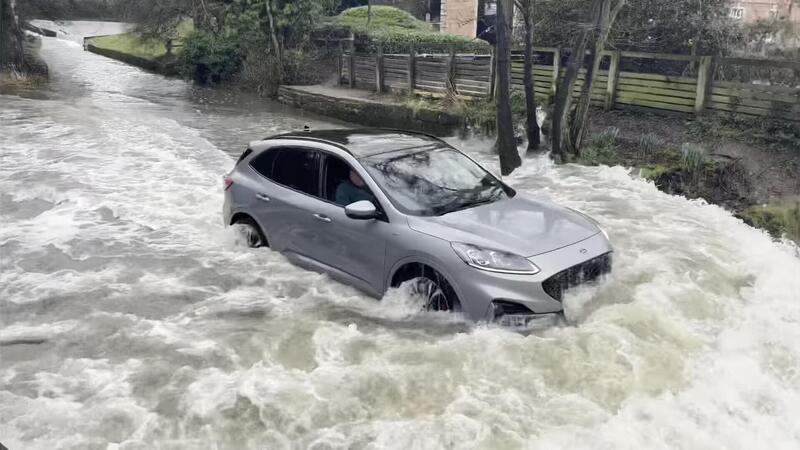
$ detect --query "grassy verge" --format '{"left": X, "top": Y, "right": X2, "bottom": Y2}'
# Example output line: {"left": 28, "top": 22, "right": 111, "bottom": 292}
{"left": 0, "top": 69, "right": 47, "bottom": 89}
{"left": 91, "top": 33, "right": 169, "bottom": 60}
{"left": 738, "top": 201, "right": 800, "bottom": 243}
{"left": 688, "top": 114, "right": 800, "bottom": 152}
{"left": 578, "top": 118, "right": 799, "bottom": 244}
{"left": 90, "top": 21, "right": 192, "bottom": 60}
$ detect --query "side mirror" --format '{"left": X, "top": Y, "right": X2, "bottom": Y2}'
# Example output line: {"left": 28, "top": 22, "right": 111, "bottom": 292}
{"left": 345, "top": 200, "right": 377, "bottom": 220}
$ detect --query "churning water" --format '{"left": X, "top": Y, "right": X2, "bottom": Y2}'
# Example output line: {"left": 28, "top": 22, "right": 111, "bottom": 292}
{"left": 1, "top": 24, "right": 799, "bottom": 450}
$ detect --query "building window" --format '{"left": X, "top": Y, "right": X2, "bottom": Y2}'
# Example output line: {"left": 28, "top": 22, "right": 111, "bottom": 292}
{"left": 729, "top": 6, "right": 744, "bottom": 19}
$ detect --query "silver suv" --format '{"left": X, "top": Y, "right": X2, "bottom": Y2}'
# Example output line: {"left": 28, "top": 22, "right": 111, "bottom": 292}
{"left": 223, "top": 129, "right": 612, "bottom": 327}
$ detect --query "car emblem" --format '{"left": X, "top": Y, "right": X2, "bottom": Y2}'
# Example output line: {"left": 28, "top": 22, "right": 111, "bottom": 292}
{"left": 579, "top": 248, "right": 588, "bottom": 254}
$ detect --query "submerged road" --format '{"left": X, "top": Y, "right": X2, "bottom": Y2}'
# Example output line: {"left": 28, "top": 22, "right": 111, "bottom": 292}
{"left": 1, "top": 22, "right": 799, "bottom": 449}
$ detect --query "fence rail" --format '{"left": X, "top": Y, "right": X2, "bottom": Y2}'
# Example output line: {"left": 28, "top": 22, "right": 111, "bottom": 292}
{"left": 338, "top": 47, "right": 800, "bottom": 122}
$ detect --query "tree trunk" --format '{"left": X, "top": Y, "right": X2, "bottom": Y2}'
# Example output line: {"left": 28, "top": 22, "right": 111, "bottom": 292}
{"left": 552, "top": 0, "right": 618, "bottom": 160}
{"left": 265, "top": 0, "right": 283, "bottom": 83}
{"left": 0, "top": 0, "right": 25, "bottom": 71}
{"left": 569, "top": 0, "right": 625, "bottom": 154}
{"left": 551, "top": 23, "right": 592, "bottom": 161}
{"left": 495, "top": 0, "right": 521, "bottom": 175}
{"left": 367, "top": 1, "right": 372, "bottom": 26}
{"left": 521, "top": 0, "right": 540, "bottom": 152}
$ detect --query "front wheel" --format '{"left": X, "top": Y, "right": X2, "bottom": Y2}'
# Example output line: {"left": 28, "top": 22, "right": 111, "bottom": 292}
{"left": 405, "top": 268, "right": 461, "bottom": 312}
{"left": 232, "top": 216, "right": 267, "bottom": 248}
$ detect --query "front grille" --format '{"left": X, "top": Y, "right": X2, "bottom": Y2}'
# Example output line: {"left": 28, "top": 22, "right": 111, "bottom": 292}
{"left": 542, "top": 252, "right": 612, "bottom": 301}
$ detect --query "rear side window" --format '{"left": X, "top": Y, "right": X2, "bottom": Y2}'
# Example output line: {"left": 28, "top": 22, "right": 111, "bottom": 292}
{"left": 236, "top": 148, "right": 253, "bottom": 165}
{"left": 250, "top": 149, "right": 278, "bottom": 178}
{"left": 267, "top": 148, "right": 319, "bottom": 196}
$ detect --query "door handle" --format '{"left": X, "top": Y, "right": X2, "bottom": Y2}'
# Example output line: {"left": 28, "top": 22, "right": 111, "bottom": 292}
{"left": 256, "top": 193, "right": 271, "bottom": 202}
{"left": 313, "top": 213, "right": 332, "bottom": 223}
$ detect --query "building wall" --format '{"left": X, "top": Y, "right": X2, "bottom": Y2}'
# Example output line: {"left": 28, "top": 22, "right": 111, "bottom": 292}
{"left": 729, "top": 0, "right": 800, "bottom": 24}
{"left": 440, "top": 0, "right": 479, "bottom": 37}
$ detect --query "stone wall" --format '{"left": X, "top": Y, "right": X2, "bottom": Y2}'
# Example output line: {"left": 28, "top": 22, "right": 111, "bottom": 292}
{"left": 276, "top": 86, "right": 463, "bottom": 135}
{"left": 85, "top": 42, "right": 178, "bottom": 76}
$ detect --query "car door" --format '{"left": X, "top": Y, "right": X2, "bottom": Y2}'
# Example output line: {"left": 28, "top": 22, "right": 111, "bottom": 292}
{"left": 306, "top": 152, "right": 388, "bottom": 295}
{"left": 248, "top": 146, "right": 321, "bottom": 258}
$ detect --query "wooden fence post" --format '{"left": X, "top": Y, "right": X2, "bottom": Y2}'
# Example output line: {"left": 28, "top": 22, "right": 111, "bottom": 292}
{"left": 446, "top": 45, "right": 457, "bottom": 94}
{"left": 375, "top": 45, "right": 385, "bottom": 93}
{"left": 487, "top": 48, "right": 496, "bottom": 100}
{"left": 695, "top": 56, "right": 713, "bottom": 114}
{"left": 551, "top": 49, "right": 561, "bottom": 98}
{"left": 604, "top": 50, "right": 620, "bottom": 110}
{"left": 407, "top": 44, "right": 416, "bottom": 93}
{"left": 337, "top": 40, "right": 344, "bottom": 86}
{"left": 348, "top": 36, "right": 356, "bottom": 88}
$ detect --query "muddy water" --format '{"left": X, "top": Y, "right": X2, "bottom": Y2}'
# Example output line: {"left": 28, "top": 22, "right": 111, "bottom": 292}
{"left": 1, "top": 24, "right": 799, "bottom": 450}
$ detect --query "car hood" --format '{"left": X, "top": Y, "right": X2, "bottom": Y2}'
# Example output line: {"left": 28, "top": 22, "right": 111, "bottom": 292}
{"left": 406, "top": 195, "right": 600, "bottom": 257}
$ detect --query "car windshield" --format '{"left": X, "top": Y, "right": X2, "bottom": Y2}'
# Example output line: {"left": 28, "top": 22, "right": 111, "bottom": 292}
{"left": 362, "top": 146, "right": 513, "bottom": 216}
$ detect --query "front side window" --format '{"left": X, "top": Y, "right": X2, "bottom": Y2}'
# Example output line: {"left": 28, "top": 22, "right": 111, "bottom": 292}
{"left": 323, "top": 155, "right": 376, "bottom": 207}
{"left": 254, "top": 148, "right": 318, "bottom": 196}
{"left": 362, "top": 146, "right": 513, "bottom": 216}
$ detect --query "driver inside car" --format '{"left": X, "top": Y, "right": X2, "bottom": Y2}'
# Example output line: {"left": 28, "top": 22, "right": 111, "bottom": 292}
{"left": 336, "top": 169, "right": 374, "bottom": 206}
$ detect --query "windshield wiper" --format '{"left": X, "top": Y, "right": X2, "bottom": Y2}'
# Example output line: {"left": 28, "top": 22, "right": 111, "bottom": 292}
{"left": 434, "top": 192, "right": 502, "bottom": 216}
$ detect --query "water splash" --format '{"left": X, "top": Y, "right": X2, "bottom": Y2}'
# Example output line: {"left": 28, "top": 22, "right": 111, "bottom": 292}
{"left": 1, "top": 33, "right": 799, "bottom": 449}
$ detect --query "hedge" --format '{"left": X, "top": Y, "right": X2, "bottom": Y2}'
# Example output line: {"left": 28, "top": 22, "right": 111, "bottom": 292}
{"left": 315, "top": 6, "right": 491, "bottom": 54}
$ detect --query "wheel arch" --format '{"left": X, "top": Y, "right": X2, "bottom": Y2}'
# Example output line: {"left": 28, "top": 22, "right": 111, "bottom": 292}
{"left": 386, "top": 255, "right": 466, "bottom": 302}
{"left": 229, "top": 211, "right": 255, "bottom": 226}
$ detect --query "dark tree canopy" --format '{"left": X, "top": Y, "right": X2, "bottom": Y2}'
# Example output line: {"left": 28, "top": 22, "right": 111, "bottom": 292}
{"left": 17, "top": 0, "right": 126, "bottom": 20}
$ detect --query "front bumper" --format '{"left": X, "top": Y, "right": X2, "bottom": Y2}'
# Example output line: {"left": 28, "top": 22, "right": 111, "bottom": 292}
{"left": 493, "top": 310, "right": 564, "bottom": 330}
{"left": 448, "top": 232, "right": 613, "bottom": 322}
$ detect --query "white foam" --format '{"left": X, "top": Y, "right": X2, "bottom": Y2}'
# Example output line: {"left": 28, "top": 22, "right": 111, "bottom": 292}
{"left": 2, "top": 35, "right": 799, "bottom": 449}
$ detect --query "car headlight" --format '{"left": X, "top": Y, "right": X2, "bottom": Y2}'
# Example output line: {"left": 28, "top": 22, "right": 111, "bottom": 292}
{"left": 451, "top": 242, "right": 540, "bottom": 275}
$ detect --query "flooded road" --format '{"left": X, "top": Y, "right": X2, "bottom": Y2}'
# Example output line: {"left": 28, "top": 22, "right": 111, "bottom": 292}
{"left": 2, "top": 24, "right": 800, "bottom": 450}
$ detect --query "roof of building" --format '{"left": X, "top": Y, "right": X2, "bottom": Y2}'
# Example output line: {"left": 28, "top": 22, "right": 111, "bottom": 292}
{"left": 265, "top": 128, "right": 444, "bottom": 157}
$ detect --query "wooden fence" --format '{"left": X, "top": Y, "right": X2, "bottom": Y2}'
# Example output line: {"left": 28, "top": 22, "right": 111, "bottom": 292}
{"left": 338, "top": 47, "right": 800, "bottom": 122}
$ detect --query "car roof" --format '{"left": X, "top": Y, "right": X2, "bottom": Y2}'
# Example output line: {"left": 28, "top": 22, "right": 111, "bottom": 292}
{"left": 264, "top": 128, "right": 445, "bottom": 157}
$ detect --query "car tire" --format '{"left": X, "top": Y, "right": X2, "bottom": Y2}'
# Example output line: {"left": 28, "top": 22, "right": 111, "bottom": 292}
{"left": 232, "top": 216, "right": 267, "bottom": 248}
{"left": 405, "top": 266, "right": 461, "bottom": 312}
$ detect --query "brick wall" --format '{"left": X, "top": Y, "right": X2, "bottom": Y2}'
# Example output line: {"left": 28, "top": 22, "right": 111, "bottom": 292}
{"left": 440, "top": 0, "right": 478, "bottom": 37}
{"left": 730, "top": 0, "right": 800, "bottom": 24}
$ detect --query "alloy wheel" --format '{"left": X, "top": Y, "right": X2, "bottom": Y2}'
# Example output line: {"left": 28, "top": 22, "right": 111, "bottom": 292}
{"left": 409, "top": 276, "right": 452, "bottom": 312}
{"left": 234, "top": 221, "right": 263, "bottom": 248}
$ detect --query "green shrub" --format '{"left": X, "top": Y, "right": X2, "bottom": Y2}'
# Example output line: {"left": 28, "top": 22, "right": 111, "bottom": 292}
{"left": 680, "top": 142, "right": 707, "bottom": 179}
{"left": 180, "top": 30, "right": 242, "bottom": 83}
{"left": 509, "top": 89, "right": 527, "bottom": 116}
{"left": 638, "top": 132, "right": 664, "bottom": 158}
{"left": 640, "top": 164, "right": 670, "bottom": 180}
{"left": 594, "top": 127, "right": 620, "bottom": 148}
{"left": 579, "top": 127, "right": 620, "bottom": 165}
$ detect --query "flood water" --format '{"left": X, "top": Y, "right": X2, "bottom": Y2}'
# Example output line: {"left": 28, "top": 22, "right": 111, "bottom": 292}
{"left": 2, "top": 23, "right": 799, "bottom": 450}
